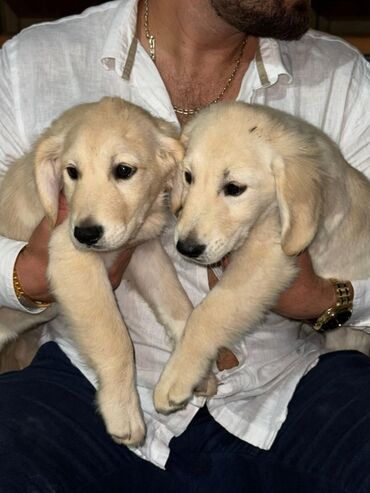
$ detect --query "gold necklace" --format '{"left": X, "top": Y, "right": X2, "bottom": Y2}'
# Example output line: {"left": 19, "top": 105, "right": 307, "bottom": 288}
{"left": 143, "top": 0, "right": 248, "bottom": 117}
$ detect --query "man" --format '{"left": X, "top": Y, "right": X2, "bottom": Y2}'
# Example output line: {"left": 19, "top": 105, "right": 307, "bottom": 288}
{"left": 0, "top": 0, "right": 369, "bottom": 491}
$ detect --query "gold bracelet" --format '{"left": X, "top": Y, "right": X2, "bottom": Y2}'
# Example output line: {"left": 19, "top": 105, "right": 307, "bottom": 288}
{"left": 13, "top": 263, "right": 51, "bottom": 309}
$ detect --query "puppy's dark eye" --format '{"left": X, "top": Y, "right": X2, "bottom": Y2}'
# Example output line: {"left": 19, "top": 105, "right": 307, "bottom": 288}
{"left": 184, "top": 170, "right": 192, "bottom": 184}
{"left": 223, "top": 183, "right": 247, "bottom": 197}
{"left": 114, "top": 164, "right": 137, "bottom": 180}
{"left": 66, "top": 166, "right": 79, "bottom": 180}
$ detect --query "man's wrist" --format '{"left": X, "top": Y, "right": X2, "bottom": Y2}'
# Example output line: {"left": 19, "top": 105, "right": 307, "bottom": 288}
{"left": 14, "top": 247, "right": 52, "bottom": 308}
{"left": 13, "top": 262, "right": 51, "bottom": 309}
{"left": 314, "top": 278, "right": 338, "bottom": 318}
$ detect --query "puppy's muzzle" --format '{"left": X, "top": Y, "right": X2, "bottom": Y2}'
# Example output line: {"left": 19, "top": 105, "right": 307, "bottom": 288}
{"left": 176, "top": 239, "right": 206, "bottom": 259}
{"left": 74, "top": 225, "right": 104, "bottom": 246}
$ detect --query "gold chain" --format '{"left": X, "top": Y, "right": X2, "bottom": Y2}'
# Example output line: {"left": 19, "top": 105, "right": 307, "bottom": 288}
{"left": 143, "top": 0, "right": 156, "bottom": 62}
{"left": 143, "top": 0, "right": 248, "bottom": 117}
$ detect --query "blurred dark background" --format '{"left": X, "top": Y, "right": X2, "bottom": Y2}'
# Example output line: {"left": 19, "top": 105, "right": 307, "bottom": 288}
{"left": 0, "top": 0, "right": 369, "bottom": 59}
{"left": 0, "top": 0, "right": 101, "bottom": 43}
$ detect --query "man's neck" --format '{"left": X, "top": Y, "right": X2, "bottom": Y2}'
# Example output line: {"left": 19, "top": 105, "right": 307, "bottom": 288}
{"left": 136, "top": 0, "right": 257, "bottom": 124}
{"left": 137, "top": 0, "right": 252, "bottom": 68}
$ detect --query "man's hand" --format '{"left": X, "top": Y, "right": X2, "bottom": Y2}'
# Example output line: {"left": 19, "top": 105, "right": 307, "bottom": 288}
{"left": 274, "top": 250, "right": 337, "bottom": 321}
{"left": 15, "top": 194, "right": 69, "bottom": 303}
{"left": 14, "top": 194, "right": 135, "bottom": 303}
{"left": 210, "top": 251, "right": 339, "bottom": 371}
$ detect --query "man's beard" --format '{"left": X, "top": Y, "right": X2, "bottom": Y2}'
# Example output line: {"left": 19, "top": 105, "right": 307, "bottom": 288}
{"left": 210, "top": 0, "right": 310, "bottom": 40}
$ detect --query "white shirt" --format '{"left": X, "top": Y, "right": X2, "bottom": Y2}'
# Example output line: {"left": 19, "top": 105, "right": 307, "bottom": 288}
{"left": 0, "top": 0, "right": 370, "bottom": 470}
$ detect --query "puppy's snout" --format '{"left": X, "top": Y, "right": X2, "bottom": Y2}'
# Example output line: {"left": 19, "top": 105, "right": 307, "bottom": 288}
{"left": 176, "top": 239, "right": 206, "bottom": 258}
{"left": 74, "top": 225, "right": 103, "bottom": 246}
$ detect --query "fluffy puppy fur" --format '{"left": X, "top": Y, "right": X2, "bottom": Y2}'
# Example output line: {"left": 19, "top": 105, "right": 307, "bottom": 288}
{"left": 0, "top": 97, "right": 195, "bottom": 446}
{"left": 154, "top": 102, "right": 370, "bottom": 414}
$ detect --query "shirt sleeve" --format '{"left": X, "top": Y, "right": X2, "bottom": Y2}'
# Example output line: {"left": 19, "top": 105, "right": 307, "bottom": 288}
{"left": 339, "top": 55, "right": 370, "bottom": 328}
{"left": 0, "top": 39, "right": 37, "bottom": 313}
{"left": 0, "top": 237, "right": 26, "bottom": 310}
{"left": 0, "top": 39, "right": 28, "bottom": 178}
{"left": 339, "top": 56, "right": 370, "bottom": 177}
{"left": 351, "top": 280, "right": 370, "bottom": 330}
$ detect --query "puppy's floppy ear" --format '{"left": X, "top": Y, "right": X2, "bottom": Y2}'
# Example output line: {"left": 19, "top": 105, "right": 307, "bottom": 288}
{"left": 34, "top": 134, "right": 65, "bottom": 226}
{"left": 155, "top": 118, "right": 184, "bottom": 172}
{"left": 180, "top": 116, "right": 198, "bottom": 150}
{"left": 168, "top": 118, "right": 200, "bottom": 216}
{"left": 272, "top": 155, "right": 322, "bottom": 256}
{"left": 168, "top": 167, "right": 185, "bottom": 216}
{"left": 167, "top": 119, "right": 201, "bottom": 216}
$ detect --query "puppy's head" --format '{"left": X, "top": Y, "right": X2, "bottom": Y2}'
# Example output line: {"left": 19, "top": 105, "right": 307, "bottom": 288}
{"left": 34, "top": 97, "right": 183, "bottom": 250}
{"left": 174, "top": 102, "right": 323, "bottom": 264}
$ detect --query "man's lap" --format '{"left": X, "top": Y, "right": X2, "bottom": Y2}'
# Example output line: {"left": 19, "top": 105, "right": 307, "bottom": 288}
{"left": 0, "top": 342, "right": 172, "bottom": 493}
{"left": 0, "top": 342, "right": 369, "bottom": 493}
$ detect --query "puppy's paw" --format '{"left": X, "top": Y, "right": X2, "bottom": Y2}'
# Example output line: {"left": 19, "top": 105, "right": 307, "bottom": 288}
{"left": 109, "top": 415, "right": 146, "bottom": 447}
{"left": 194, "top": 372, "right": 218, "bottom": 397}
{"left": 97, "top": 388, "right": 146, "bottom": 447}
{"left": 154, "top": 360, "right": 209, "bottom": 414}
{"left": 154, "top": 373, "right": 193, "bottom": 415}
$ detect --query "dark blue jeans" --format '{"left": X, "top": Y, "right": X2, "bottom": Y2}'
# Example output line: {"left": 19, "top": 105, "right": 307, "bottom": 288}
{"left": 0, "top": 342, "right": 369, "bottom": 493}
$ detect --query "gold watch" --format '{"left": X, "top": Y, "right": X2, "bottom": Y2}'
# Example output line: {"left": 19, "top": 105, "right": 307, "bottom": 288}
{"left": 312, "top": 279, "right": 353, "bottom": 333}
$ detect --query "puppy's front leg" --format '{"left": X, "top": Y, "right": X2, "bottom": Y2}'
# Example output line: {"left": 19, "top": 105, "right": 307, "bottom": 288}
{"left": 127, "top": 240, "right": 218, "bottom": 398}
{"left": 154, "top": 239, "right": 297, "bottom": 414}
{"left": 48, "top": 222, "right": 145, "bottom": 446}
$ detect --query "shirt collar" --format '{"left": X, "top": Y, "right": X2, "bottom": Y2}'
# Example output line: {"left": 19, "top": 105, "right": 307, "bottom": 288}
{"left": 254, "top": 38, "right": 292, "bottom": 88}
{"left": 101, "top": 0, "right": 139, "bottom": 79}
{"left": 100, "top": 1, "right": 293, "bottom": 87}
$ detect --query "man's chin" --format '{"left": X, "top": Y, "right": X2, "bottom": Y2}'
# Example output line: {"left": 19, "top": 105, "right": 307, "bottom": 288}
{"left": 210, "top": 0, "right": 310, "bottom": 40}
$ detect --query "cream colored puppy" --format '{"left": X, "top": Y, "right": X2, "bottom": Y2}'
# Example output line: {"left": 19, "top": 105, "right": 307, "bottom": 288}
{"left": 154, "top": 101, "right": 370, "bottom": 414}
{"left": 0, "top": 97, "right": 194, "bottom": 446}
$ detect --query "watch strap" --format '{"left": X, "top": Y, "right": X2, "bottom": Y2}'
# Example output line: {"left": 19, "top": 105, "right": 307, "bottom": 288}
{"left": 312, "top": 279, "right": 353, "bottom": 333}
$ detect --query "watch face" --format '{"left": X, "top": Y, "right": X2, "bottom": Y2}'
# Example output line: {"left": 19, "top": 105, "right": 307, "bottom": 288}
{"left": 336, "top": 310, "right": 353, "bottom": 326}
{"left": 319, "top": 309, "right": 352, "bottom": 333}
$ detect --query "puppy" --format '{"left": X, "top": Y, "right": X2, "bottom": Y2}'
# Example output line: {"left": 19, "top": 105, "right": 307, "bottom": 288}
{"left": 154, "top": 101, "right": 370, "bottom": 414}
{"left": 0, "top": 97, "right": 195, "bottom": 446}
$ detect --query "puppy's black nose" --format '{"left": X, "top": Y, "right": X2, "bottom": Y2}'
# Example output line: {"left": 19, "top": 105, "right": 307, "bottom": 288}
{"left": 176, "top": 239, "right": 206, "bottom": 258}
{"left": 74, "top": 225, "right": 103, "bottom": 246}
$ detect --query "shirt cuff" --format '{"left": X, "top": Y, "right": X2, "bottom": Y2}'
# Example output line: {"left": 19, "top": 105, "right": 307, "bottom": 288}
{"left": 0, "top": 236, "right": 45, "bottom": 313}
{"left": 349, "top": 279, "right": 370, "bottom": 330}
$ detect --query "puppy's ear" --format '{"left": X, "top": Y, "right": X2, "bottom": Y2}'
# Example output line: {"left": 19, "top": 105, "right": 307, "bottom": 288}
{"left": 170, "top": 119, "right": 199, "bottom": 216}
{"left": 155, "top": 119, "right": 184, "bottom": 172}
{"left": 272, "top": 155, "right": 322, "bottom": 256}
{"left": 168, "top": 168, "right": 185, "bottom": 216}
{"left": 34, "top": 134, "right": 64, "bottom": 226}
{"left": 180, "top": 117, "right": 198, "bottom": 150}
